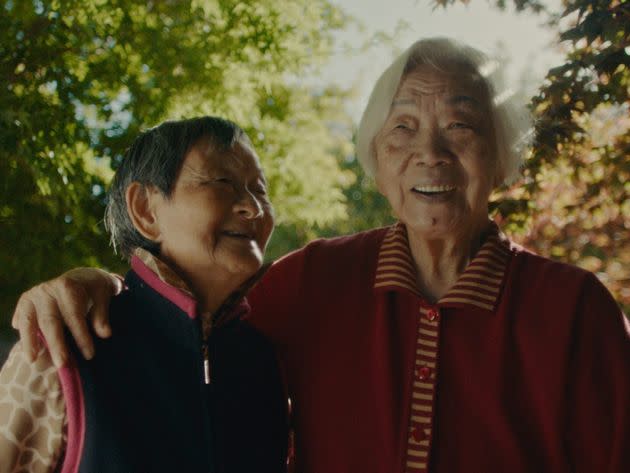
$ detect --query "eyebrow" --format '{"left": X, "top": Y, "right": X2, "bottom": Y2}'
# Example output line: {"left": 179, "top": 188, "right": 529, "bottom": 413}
{"left": 447, "top": 95, "right": 483, "bottom": 110}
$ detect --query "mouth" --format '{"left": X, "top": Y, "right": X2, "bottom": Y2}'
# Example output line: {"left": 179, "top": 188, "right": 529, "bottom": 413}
{"left": 411, "top": 184, "right": 457, "bottom": 197}
{"left": 222, "top": 230, "right": 255, "bottom": 240}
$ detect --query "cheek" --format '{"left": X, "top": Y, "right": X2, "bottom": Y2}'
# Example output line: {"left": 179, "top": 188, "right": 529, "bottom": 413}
{"left": 379, "top": 134, "right": 412, "bottom": 157}
{"left": 457, "top": 140, "right": 495, "bottom": 178}
{"left": 375, "top": 144, "right": 407, "bottom": 182}
{"left": 261, "top": 214, "right": 274, "bottom": 245}
{"left": 447, "top": 133, "right": 479, "bottom": 153}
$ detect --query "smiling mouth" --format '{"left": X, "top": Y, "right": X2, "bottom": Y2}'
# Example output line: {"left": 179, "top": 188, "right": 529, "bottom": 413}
{"left": 223, "top": 230, "right": 254, "bottom": 240}
{"left": 411, "top": 185, "right": 457, "bottom": 196}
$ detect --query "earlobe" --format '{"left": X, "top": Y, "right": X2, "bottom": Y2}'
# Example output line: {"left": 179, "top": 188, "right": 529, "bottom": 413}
{"left": 125, "top": 182, "right": 162, "bottom": 242}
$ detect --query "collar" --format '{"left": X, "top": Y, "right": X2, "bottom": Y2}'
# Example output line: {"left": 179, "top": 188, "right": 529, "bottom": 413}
{"left": 373, "top": 222, "right": 512, "bottom": 312}
{"left": 130, "top": 249, "right": 250, "bottom": 333}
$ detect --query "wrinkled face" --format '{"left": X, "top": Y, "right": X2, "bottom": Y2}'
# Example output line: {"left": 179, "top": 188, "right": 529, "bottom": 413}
{"left": 373, "top": 65, "right": 499, "bottom": 240}
{"left": 153, "top": 136, "right": 274, "bottom": 285}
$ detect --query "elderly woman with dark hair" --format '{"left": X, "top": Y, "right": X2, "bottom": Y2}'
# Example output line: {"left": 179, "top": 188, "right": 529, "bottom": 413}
{"left": 9, "top": 38, "right": 630, "bottom": 472}
{"left": 0, "top": 116, "right": 287, "bottom": 473}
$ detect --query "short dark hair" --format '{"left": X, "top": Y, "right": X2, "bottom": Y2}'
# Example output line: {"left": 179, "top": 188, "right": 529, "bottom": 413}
{"left": 105, "top": 116, "right": 249, "bottom": 259}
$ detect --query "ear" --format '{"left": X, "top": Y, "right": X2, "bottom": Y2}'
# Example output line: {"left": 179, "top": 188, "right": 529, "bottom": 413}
{"left": 125, "top": 182, "right": 163, "bottom": 243}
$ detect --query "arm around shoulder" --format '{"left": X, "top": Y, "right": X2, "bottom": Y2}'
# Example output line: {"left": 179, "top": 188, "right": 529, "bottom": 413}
{"left": 247, "top": 249, "right": 308, "bottom": 346}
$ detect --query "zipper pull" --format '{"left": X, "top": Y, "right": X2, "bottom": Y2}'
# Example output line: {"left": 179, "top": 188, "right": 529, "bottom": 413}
{"left": 202, "top": 342, "right": 211, "bottom": 385}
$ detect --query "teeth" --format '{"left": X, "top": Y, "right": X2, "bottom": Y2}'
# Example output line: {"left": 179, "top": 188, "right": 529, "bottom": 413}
{"left": 412, "top": 185, "right": 456, "bottom": 193}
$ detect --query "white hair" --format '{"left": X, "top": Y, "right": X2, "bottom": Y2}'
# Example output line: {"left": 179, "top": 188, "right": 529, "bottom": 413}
{"left": 356, "top": 37, "right": 532, "bottom": 185}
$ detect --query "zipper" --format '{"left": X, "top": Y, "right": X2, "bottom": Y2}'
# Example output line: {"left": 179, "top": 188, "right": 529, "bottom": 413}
{"left": 197, "top": 324, "right": 215, "bottom": 471}
{"left": 202, "top": 340, "right": 211, "bottom": 385}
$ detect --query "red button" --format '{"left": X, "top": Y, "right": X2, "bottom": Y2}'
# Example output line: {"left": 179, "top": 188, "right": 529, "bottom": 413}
{"left": 417, "top": 366, "right": 432, "bottom": 380}
{"left": 426, "top": 308, "right": 439, "bottom": 322}
{"left": 412, "top": 425, "right": 425, "bottom": 442}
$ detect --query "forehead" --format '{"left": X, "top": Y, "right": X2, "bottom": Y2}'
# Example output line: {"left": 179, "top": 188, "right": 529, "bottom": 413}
{"left": 184, "top": 135, "right": 263, "bottom": 174}
{"left": 393, "top": 64, "right": 490, "bottom": 110}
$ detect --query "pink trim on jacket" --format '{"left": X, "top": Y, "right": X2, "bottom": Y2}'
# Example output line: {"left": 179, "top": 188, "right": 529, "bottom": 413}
{"left": 37, "top": 329, "right": 86, "bottom": 473}
{"left": 131, "top": 255, "right": 198, "bottom": 319}
{"left": 58, "top": 358, "right": 86, "bottom": 473}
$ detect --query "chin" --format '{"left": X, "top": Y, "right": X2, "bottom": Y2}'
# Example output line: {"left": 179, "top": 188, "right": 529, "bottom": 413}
{"left": 226, "top": 256, "right": 264, "bottom": 279}
{"left": 403, "top": 213, "right": 469, "bottom": 238}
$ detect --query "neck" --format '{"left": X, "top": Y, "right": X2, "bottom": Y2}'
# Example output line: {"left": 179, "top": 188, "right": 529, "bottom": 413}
{"left": 406, "top": 223, "right": 488, "bottom": 302}
{"left": 187, "top": 271, "right": 248, "bottom": 315}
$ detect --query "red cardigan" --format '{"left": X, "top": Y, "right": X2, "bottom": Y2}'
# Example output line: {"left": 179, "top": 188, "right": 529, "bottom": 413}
{"left": 248, "top": 223, "right": 630, "bottom": 473}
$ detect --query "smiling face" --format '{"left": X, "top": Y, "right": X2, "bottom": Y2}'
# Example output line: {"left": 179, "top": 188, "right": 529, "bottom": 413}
{"left": 373, "top": 64, "right": 499, "bottom": 240}
{"left": 150, "top": 135, "right": 274, "bottom": 292}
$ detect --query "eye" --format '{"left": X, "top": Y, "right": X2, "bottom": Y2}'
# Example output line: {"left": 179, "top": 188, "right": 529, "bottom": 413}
{"left": 252, "top": 183, "right": 269, "bottom": 198}
{"left": 393, "top": 121, "right": 417, "bottom": 131}
{"left": 447, "top": 122, "right": 472, "bottom": 130}
{"left": 390, "top": 115, "right": 418, "bottom": 133}
{"left": 214, "top": 177, "right": 232, "bottom": 184}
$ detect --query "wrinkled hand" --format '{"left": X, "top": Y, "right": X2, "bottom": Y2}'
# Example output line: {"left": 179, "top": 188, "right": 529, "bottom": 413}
{"left": 11, "top": 268, "right": 123, "bottom": 367}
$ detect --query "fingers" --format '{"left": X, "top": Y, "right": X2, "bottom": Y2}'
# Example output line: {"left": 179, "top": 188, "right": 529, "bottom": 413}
{"left": 14, "top": 296, "right": 40, "bottom": 361}
{"left": 54, "top": 278, "right": 96, "bottom": 360}
{"left": 29, "top": 285, "right": 71, "bottom": 368}
{"left": 90, "top": 289, "right": 112, "bottom": 339}
{"left": 12, "top": 268, "right": 120, "bottom": 367}
{"left": 88, "top": 269, "right": 120, "bottom": 338}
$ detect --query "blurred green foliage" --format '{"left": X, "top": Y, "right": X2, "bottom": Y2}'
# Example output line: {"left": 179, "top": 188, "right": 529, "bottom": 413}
{"left": 486, "top": 0, "right": 630, "bottom": 312}
{"left": 0, "top": 0, "right": 355, "bottom": 335}
{"left": 2, "top": 0, "right": 628, "bottom": 340}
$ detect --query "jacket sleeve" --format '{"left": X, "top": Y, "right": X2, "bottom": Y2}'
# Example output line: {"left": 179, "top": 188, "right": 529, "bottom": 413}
{"left": 565, "top": 273, "right": 630, "bottom": 472}
{"left": 0, "top": 342, "right": 67, "bottom": 473}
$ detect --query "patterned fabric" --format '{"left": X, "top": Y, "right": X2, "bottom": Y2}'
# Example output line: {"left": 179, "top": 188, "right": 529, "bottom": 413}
{"left": 0, "top": 343, "right": 66, "bottom": 473}
{"left": 134, "top": 248, "right": 195, "bottom": 298}
{"left": 374, "top": 222, "right": 511, "bottom": 473}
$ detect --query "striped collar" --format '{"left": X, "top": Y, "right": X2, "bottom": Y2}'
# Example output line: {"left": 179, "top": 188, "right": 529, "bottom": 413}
{"left": 373, "top": 222, "right": 512, "bottom": 311}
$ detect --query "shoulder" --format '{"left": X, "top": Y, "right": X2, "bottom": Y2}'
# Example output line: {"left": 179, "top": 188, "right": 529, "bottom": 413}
{"left": 301, "top": 226, "right": 390, "bottom": 256}
{"left": 271, "top": 226, "right": 390, "bottom": 271}
{"left": 0, "top": 342, "right": 66, "bottom": 472}
{"left": 506, "top": 242, "right": 622, "bottom": 316}
{"left": 258, "top": 226, "right": 389, "bottom": 294}
{"left": 508, "top": 243, "right": 593, "bottom": 288}
{"left": 107, "top": 270, "right": 160, "bottom": 326}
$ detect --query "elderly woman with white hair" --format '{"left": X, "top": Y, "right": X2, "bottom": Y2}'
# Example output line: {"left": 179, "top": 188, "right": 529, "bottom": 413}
{"left": 10, "top": 38, "right": 630, "bottom": 472}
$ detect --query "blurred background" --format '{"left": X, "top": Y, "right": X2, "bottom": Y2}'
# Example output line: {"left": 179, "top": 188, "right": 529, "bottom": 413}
{"left": 1, "top": 0, "right": 628, "bottom": 360}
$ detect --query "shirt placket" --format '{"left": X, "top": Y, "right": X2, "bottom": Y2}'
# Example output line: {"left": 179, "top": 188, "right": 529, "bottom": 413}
{"left": 404, "top": 304, "right": 441, "bottom": 473}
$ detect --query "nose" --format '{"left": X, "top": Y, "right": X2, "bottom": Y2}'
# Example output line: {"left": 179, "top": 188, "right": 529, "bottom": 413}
{"left": 411, "top": 127, "right": 453, "bottom": 167}
{"left": 234, "top": 189, "right": 264, "bottom": 219}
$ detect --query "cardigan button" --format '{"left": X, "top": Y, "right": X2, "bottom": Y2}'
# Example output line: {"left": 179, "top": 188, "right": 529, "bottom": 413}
{"left": 412, "top": 425, "right": 426, "bottom": 442}
{"left": 426, "top": 308, "right": 439, "bottom": 322}
{"left": 417, "top": 366, "right": 432, "bottom": 381}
